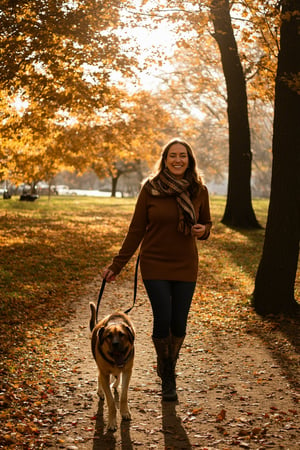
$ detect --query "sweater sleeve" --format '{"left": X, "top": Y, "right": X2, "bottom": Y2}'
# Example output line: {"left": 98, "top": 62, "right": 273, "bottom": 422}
{"left": 108, "top": 186, "right": 148, "bottom": 275}
{"left": 197, "top": 185, "right": 212, "bottom": 240}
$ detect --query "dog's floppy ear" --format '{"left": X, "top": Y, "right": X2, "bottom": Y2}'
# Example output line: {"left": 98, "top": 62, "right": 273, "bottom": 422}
{"left": 97, "top": 326, "right": 106, "bottom": 345}
{"left": 125, "top": 325, "right": 135, "bottom": 343}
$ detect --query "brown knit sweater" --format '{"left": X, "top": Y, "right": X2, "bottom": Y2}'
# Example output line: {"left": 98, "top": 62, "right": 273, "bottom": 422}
{"left": 108, "top": 184, "right": 212, "bottom": 282}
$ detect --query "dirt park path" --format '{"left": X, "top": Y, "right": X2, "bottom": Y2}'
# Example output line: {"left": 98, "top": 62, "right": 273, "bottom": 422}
{"left": 40, "top": 277, "right": 300, "bottom": 450}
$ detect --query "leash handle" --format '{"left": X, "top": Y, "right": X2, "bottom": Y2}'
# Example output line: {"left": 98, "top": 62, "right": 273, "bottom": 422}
{"left": 96, "top": 254, "right": 140, "bottom": 322}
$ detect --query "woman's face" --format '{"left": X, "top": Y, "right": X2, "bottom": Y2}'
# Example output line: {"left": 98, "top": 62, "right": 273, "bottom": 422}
{"left": 165, "top": 143, "right": 189, "bottom": 179}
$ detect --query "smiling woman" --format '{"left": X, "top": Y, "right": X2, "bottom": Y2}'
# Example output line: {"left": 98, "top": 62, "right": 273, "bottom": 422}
{"left": 102, "top": 137, "right": 212, "bottom": 401}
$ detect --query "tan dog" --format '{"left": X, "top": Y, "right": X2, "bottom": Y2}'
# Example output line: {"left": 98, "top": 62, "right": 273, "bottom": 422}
{"left": 89, "top": 302, "right": 135, "bottom": 431}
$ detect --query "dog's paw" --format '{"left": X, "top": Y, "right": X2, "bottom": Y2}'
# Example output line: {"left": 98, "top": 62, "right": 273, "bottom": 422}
{"left": 120, "top": 407, "right": 131, "bottom": 421}
{"left": 107, "top": 417, "right": 117, "bottom": 431}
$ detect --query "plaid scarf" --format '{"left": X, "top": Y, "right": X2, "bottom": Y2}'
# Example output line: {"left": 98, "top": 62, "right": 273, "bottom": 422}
{"left": 145, "top": 168, "right": 196, "bottom": 235}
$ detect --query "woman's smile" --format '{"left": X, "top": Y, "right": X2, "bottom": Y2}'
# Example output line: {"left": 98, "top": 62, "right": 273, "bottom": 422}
{"left": 165, "top": 143, "right": 189, "bottom": 179}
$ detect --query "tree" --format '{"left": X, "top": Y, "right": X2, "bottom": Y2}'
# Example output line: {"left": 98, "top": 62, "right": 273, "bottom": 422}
{"left": 210, "top": 0, "right": 261, "bottom": 228}
{"left": 92, "top": 90, "right": 173, "bottom": 195}
{"left": 0, "top": 0, "right": 137, "bottom": 181}
{"left": 252, "top": 0, "right": 300, "bottom": 315}
{"left": 0, "top": 0, "right": 134, "bottom": 112}
{"left": 109, "top": 160, "right": 143, "bottom": 197}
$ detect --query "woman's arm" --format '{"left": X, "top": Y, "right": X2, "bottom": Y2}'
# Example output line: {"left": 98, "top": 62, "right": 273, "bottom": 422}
{"left": 196, "top": 186, "right": 212, "bottom": 240}
{"left": 104, "top": 186, "right": 148, "bottom": 279}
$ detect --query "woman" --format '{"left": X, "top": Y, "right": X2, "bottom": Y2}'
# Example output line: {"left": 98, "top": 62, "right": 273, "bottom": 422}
{"left": 103, "top": 138, "right": 212, "bottom": 401}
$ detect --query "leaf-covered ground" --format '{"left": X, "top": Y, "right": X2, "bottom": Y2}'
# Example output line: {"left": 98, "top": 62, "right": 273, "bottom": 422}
{"left": 0, "top": 196, "right": 299, "bottom": 449}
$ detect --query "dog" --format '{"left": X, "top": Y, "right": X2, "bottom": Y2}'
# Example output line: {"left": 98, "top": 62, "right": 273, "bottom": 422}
{"left": 89, "top": 302, "right": 135, "bottom": 431}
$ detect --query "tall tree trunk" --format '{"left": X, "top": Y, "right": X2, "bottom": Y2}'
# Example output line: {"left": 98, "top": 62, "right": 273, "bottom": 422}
{"left": 211, "top": 0, "right": 260, "bottom": 228}
{"left": 253, "top": 0, "right": 300, "bottom": 315}
{"left": 111, "top": 174, "right": 120, "bottom": 198}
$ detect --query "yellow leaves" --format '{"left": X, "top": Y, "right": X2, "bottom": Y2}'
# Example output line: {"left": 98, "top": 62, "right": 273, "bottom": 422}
{"left": 16, "top": 422, "right": 40, "bottom": 434}
{"left": 2, "top": 421, "right": 40, "bottom": 448}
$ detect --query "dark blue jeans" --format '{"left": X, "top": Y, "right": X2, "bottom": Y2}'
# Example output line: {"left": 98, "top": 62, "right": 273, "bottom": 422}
{"left": 143, "top": 280, "right": 196, "bottom": 339}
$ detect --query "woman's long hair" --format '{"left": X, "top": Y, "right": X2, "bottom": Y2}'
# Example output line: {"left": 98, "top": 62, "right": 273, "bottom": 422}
{"left": 152, "top": 138, "right": 204, "bottom": 198}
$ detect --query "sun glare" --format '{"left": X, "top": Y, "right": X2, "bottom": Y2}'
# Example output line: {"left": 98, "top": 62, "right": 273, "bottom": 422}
{"left": 10, "top": 96, "right": 29, "bottom": 115}
{"left": 116, "top": 18, "right": 178, "bottom": 92}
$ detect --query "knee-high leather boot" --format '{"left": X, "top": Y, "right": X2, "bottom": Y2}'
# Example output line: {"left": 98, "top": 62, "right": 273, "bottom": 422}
{"left": 170, "top": 334, "right": 185, "bottom": 372}
{"left": 152, "top": 337, "right": 177, "bottom": 401}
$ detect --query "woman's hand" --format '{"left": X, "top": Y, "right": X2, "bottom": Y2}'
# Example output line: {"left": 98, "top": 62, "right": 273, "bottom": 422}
{"left": 102, "top": 268, "right": 116, "bottom": 282}
{"left": 191, "top": 224, "right": 206, "bottom": 239}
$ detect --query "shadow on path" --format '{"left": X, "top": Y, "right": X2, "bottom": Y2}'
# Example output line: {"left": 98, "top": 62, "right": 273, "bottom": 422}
{"left": 93, "top": 390, "right": 134, "bottom": 450}
{"left": 162, "top": 401, "right": 192, "bottom": 449}
{"left": 92, "top": 397, "right": 192, "bottom": 449}
{"left": 92, "top": 399, "right": 116, "bottom": 449}
{"left": 250, "top": 313, "right": 300, "bottom": 391}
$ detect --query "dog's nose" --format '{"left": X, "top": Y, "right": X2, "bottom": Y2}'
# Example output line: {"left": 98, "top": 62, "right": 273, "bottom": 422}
{"left": 112, "top": 340, "right": 120, "bottom": 349}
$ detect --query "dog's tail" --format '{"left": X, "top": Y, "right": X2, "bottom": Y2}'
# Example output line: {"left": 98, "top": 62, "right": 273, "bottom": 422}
{"left": 89, "top": 302, "right": 97, "bottom": 332}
